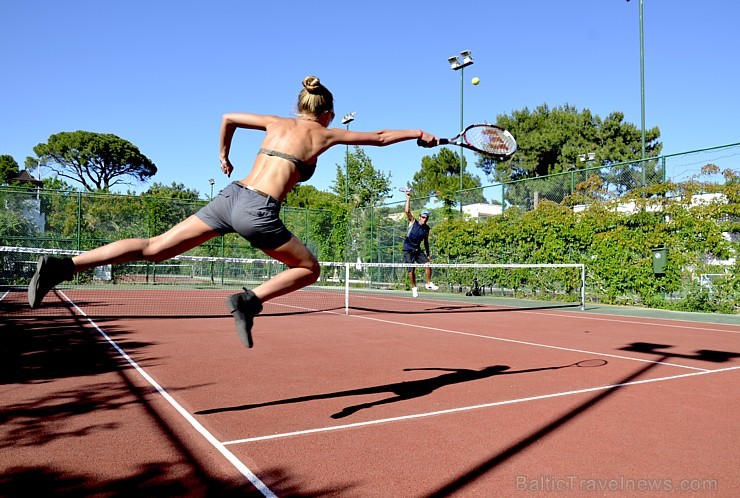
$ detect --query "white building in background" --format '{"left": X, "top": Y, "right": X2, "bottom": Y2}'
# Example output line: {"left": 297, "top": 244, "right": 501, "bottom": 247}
{"left": 462, "top": 203, "right": 503, "bottom": 220}
{"left": 387, "top": 203, "right": 504, "bottom": 222}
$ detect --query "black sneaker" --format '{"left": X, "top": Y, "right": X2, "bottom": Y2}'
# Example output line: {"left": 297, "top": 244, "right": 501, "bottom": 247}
{"left": 28, "top": 256, "right": 75, "bottom": 308}
{"left": 225, "top": 288, "right": 263, "bottom": 348}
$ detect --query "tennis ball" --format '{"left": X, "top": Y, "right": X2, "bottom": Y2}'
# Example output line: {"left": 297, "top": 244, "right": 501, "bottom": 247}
{"left": 472, "top": 77, "right": 480, "bottom": 85}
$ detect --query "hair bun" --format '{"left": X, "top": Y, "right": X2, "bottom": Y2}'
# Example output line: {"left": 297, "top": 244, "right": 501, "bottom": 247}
{"left": 302, "top": 76, "right": 322, "bottom": 94}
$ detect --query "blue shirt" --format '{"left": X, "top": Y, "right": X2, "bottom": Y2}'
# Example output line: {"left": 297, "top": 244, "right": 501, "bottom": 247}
{"left": 402, "top": 219, "right": 430, "bottom": 252}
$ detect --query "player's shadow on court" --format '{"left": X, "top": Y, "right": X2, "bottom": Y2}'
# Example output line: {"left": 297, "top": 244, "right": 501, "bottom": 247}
{"left": 195, "top": 360, "right": 607, "bottom": 418}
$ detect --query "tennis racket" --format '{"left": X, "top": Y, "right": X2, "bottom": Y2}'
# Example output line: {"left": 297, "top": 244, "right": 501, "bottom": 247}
{"left": 424, "top": 123, "right": 517, "bottom": 159}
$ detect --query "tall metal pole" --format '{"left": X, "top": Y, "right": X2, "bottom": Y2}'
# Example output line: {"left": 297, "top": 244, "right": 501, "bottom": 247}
{"left": 459, "top": 65, "right": 465, "bottom": 213}
{"left": 341, "top": 112, "right": 355, "bottom": 266}
{"left": 639, "top": 0, "right": 646, "bottom": 185}
{"left": 345, "top": 127, "right": 349, "bottom": 204}
{"left": 342, "top": 112, "right": 355, "bottom": 204}
{"left": 448, "top": 51, "right": 473, "bottom": 214}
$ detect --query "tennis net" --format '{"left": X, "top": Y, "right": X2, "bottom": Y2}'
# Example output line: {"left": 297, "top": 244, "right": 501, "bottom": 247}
{"left": 1, "top": 246, "right": 586, "bottom": 318}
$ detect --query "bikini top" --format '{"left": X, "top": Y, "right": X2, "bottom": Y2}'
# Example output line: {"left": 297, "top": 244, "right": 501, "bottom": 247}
{"left": 258, "top": 148, "right": 317, "bottom": 182}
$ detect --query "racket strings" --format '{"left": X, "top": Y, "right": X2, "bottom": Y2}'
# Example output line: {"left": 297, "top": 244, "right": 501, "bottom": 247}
{"left": 464, "top": 126, "right": 516, "bottom": 156}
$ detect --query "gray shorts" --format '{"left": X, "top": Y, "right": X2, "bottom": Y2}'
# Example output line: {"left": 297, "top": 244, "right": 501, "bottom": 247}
{"left": 403, "top": 250, "right": 429, "bottom": 272}
{"left": 195, "top": 182, "right": 293, "bottom": 249}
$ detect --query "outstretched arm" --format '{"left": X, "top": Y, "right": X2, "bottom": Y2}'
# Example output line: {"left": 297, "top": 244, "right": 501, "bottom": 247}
{"left": 326, "top": 128, "right": 438, "bottom": 149}
{"left": 404, "top": 190, "right": 414, "bottom": 222}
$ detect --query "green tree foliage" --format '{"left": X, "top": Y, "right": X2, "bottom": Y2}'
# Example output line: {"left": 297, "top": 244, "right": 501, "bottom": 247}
{"left": 0, "top": 155, "right": 20, "bottom": 184}
{"left": 78, "top": 193, "right": 149, "bottom": 248}
{"left": 285, "top": 184, "right": 339, "bottom": 208}
{"left": 332, "top": 146, "right": 392, "bottom": 208}
{"left": 142, "top": 182, "right": 200, "bottom": 200}
{"left": 34, "top": 182, "right": 204, "bottom": 251}
{"left": 409, "top": 147, "right": 485, "bottom": 213}
{"left": 285, "top": 185, "right": 346, "bottom": 261}
{"left": 482, "top": 104, "right": 662, "bottom": 194}
{"left": 33, "top": 131, "right": 157, "bottom": 191}
{"left": 140, "top": 182, "right": 203, "bottom": 237}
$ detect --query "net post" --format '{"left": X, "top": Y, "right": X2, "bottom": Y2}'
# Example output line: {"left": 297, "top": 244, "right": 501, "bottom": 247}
{"left": 580, "top": 264, "right": 586, "bottom": 311}
{"left": 344, "top": 262, "right": 350, "bottom": 315}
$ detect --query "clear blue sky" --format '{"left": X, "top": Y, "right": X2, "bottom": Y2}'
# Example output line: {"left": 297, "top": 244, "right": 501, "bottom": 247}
{"left": 2, "top": 1, "right": 738, "bottom": 203}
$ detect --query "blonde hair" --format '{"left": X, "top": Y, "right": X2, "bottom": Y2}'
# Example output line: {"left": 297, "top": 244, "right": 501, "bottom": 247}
{"left": 297, "top": 76, "right": 334, "bottom": 118}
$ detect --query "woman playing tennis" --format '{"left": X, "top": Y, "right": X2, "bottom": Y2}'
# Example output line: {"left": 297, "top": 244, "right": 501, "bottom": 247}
{"left": 28, "top": 76, "right": 439, "bottom": 348}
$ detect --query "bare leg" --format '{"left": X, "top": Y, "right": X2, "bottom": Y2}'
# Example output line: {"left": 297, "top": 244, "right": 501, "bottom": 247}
{"left": 72, "top": 215, "right": 220, "bottom": 272}
{"left": 252, "top": 235, "right": 320, "bottom": 303}
{"left": 409, "top": 270, "right": 418, "bottom": 289}
{"left": 224, "top": 235, "right": 320, "bottom": 348}
{"left": 425, "top": 267, "right": 432, "bottom": 285}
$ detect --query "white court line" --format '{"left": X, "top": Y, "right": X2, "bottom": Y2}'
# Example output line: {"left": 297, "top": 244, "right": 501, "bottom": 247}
{"left": 223, "top": 364, "right": 740, "bottom": 446}
{"left": 271, "top": 305, "right": 713, "bottom": 373}
{"left": 244, "top": 301, "right": 733, "bottom": 380}
{"left": 336, "top": 292, "right": 740, "bottom": 334}
{"left": 57, "top": 291, "right": 277, "bottom": 498}
{"left": 518, "top": 309, "right": 740, "bottom": 334}
{"left": 45, "top": 292, "right": 733, "bottom": 489}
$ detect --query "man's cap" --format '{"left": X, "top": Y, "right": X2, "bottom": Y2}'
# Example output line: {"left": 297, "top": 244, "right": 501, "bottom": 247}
{"left": 420, "top": 210, "right": 430, "bottom": 217}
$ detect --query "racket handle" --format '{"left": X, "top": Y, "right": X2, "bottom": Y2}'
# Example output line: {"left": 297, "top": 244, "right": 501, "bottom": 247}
{"left": 419, "top": 138, "right": 446, "bottom": 146}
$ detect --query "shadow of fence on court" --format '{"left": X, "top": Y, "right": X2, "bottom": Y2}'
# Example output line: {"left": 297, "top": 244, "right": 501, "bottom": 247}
{"left": 423, "top": 345, "right": 739, "bottom": 497}
{"left": 0, "top": 314, "right": 348, "bottom": 497}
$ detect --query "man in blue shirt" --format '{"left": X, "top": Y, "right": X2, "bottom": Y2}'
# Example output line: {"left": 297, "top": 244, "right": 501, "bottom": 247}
{"left": 402, "top": 190, "right": 439, "bottom": 297}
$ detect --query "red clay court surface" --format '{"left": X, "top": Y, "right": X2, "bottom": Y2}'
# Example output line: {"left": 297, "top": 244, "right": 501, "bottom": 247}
{"left": 1, "top": 288, "right": 739, "bottom": 497}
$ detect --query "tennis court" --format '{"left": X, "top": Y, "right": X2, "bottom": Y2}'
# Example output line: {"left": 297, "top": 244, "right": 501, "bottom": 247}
{"left": 2, "top": 277, "right": 738, "bottom": 497}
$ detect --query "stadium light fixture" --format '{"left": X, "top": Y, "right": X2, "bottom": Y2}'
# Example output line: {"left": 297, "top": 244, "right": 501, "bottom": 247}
{"left": 448, "top": 50, "right": 474, "bottom": 213}
{"left": 342, "top": 112, "right": 355, "bottom": 126}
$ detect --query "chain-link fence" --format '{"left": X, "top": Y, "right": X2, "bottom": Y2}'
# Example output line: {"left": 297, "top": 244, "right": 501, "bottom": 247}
{"left": 350, "top": 143, "right": 739, "bottom": 264}
{"left": 0, "top": 188, "right": 339, "bottom": 261}
{"left": 2, "top": 143, "right": 737, "bottom": 312}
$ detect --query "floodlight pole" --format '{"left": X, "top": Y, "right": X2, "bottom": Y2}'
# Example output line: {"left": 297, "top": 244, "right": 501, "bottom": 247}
{"left": 208, "top": 178, "right": 215, "bottom": 200}
{"left": 639, "top": 0, "right": 646, "bottom": 185}
{"left": 449, "top": 50, "right": 474, "bottom": 213}
{"left": 342, "top": 112, "right": 355, "bottom": 204}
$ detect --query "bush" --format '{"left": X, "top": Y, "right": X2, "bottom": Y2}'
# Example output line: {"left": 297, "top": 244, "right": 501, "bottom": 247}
{"left": 432, "top": 177, "right": 738, "bottom": 314}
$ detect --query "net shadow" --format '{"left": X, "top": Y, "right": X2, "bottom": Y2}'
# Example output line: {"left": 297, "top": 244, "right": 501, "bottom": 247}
{"left": 349, "top": 302, "right": 582, "bottom": 315}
